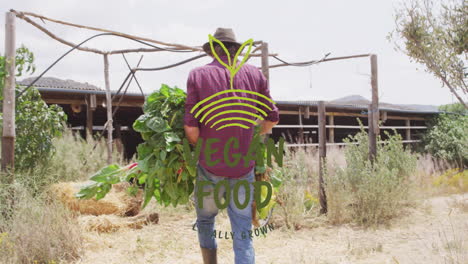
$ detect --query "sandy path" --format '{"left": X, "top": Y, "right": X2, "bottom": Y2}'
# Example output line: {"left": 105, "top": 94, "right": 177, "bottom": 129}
{"left": 76, "top": 193, "right": 467, "bottom": 264}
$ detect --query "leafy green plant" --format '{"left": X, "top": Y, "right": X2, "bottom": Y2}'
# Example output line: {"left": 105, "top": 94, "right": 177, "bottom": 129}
{"left": 78, "top": 84, "right": 193, "bottom": 208}
{"left": 390, "top": 0, "right": 467, "bottom": 108}
{"left": 423, "top": 113, "right": 468, "bottom": 167}
{"left": 0, "top": 46, "right": 67, "bottom": 171}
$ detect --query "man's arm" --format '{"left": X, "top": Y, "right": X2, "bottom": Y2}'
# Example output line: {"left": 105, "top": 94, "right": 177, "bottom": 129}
{"left": 184, "top": 125, "right": 199, "bottom": 145}
{"left": 184, "top": 71, "right": 200, "bottom": 145}
{"left": 257, "top": 119, "right": 279, "bottom": 135}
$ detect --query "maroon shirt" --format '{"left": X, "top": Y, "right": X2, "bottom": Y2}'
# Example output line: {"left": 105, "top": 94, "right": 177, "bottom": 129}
{"left": 184, "top": 56, "right": 279, "bottom": 178}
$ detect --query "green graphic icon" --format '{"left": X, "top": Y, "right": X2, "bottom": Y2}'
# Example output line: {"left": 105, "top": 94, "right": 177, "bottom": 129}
{"left": 189, "top": 35, "right": 276, "bottom": 131}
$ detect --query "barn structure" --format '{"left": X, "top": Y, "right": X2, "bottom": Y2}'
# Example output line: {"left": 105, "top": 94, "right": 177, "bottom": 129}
{"left": 18, "top": 76, "right": 439, "bottom": 159}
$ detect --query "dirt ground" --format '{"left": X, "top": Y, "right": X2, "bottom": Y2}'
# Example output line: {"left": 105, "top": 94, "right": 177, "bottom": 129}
{"left": 76, "top": 193, "right": 467, "bottom": 264}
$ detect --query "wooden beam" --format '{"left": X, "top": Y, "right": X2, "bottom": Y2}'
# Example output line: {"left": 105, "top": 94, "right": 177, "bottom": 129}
{"left": 284, "top": 139, "right": 422, "bottom": 148}
{"left": 2, "top": 12, "right": 16, "bottom": 174}
{"left": 369, "top": 55, "right": 379, "bottom": 162}
{"left": 298, "top": 107, "right": 304, "bottom": 143}
{"left": 89, "top": 94, "right": 97, "bottom": 110}
{"left": 42, "top": 98, "right": 143, "bottom": 107}
{"left": 368, "top": 105, "right": 377, "bottom": 161}
{"left": 328, "top": 115, "right": 334, "bottom": 143}
{"left": 269, "top": 53, "right": 371, "bottom": 69}
{"left": 317, "top": 101, "right": 327, "bottom": 214}
{"left": 86, "top": 95, "right": 94, "bottom": 140}
{"left": 381, "top": 111, "right": 387, "bottom": 122}
{"left": 274, "top": 124, "right": 427, "bottom": 129}
{"left": 103, "top": 54, "right": 113, "bottom": 164}
{"left": 278, "top": 110, "right": 427, "bottom": 121}
{"left": 405, "top": 119, "right": 411, "bottom": 141}
{"left": 261, "top": 42, "right": 269, "bottom": 82}
{"left": 304, "top": 106, "right": 310, "bottom": 119}
{"left": 261, "top": 42, "right": 272, "bottom": 135}
{"left": 114, "top": 123, "right": 124, "bottom": 155}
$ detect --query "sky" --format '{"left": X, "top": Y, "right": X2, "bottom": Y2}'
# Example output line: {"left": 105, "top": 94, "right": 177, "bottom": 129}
{"left": 0, "top": 0, "right": 458, "bottom": 106}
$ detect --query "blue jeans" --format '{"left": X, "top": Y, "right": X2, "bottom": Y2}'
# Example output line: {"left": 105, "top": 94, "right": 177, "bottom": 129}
{"left": 194, "top": 163, "right": 255, "bottom": 264}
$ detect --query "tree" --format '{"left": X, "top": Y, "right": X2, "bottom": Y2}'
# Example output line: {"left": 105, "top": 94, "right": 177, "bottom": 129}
{"left": 439, "top": 102, "right": 468, "bottom": 114}
{"left": 0, "top": 46, "right": 67, "bottom": 170}
{"left": 390, "top": 0, "right": 467, "bottom": 108}
{"left": 423, "top": 113, "right": 468, "bottom": 167}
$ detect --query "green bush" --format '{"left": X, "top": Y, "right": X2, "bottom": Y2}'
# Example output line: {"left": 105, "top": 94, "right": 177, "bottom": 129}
{"left": 423, "top": 113, "right": 468, "bottom": 167}
{"left": 325, "top": 127, "right": 417, "bottom": 226}
{"left": 0, "top": 46, "right": 67, "bottom": 171}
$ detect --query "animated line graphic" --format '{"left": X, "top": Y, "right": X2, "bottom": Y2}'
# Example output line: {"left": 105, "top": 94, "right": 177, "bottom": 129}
{"left": 189, "top": 35, "right": 277, "bottom": 130}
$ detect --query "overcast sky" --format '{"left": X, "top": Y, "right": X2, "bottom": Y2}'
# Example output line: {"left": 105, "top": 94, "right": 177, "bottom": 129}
{"left": 0, "top": 0, "right": 458, "bottom": 105}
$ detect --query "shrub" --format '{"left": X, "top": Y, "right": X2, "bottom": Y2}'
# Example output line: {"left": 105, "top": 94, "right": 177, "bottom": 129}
{"left": 273, "top": 147, "right": 318, "bottom": 229}
{"left": 423, "top": 113, "right": 468, "bottom": 167}
{"left": 325, "top": 128, "right": 417, "bottom": 226}
{"left": 0, "top": 46, "right": 67, "bottom": 171}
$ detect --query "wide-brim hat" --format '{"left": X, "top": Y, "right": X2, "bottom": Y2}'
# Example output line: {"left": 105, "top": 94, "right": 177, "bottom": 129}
{"left": 202, "top": 28, "right": 242, "bottom": 55}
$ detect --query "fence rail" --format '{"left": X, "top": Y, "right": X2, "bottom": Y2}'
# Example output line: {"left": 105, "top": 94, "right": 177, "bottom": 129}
{"left": 274, "top": 125, "right": 427, "bottom": 129}
{"left": 283, "top": 140, "right": 421, "bottom": 148}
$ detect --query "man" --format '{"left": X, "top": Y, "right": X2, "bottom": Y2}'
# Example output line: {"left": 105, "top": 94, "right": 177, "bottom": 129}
{"left": 184, "top": 28, "right": 279, "bottom": 264}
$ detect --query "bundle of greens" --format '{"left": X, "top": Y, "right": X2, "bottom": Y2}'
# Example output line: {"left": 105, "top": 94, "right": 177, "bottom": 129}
{"left": 77, "top": 84, "right": 281, "bottom": 218}
{"left": 77, "top": 84, "right": 194, "bottom": 208}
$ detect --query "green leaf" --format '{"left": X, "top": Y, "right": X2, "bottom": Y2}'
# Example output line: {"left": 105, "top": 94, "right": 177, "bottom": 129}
{"left": 160, "top": 150, "right": 167, "bottom": 160}
{"left": 146, "top": 116, "right": 170, "bottom": 133}
{"left": 137, "top": 142, "right": 152, "bottom": 159}
{"left": 142, "top": 171, "right": 157, "bottom": 208}
{"left": 138, "top": 153, "right": 154, "bottom": 173}
{"left": 133, "top": 115, "right": 152, "bottom": 132}
{"left": 89, "top": 164, "right": 121, "bottom": 183}
{"left": 138, "top": 174, "right": 148, "bottom": 185}
{"left": 164, "top": 132, "right": 181, "bottom": 143}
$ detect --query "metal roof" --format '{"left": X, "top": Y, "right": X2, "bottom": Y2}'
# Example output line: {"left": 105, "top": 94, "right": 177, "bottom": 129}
{"left": 17, "top": 77, "right": 441, "bottom": 115}
{"left": 275, "top": 100, "right": 441, "bottom": 114}
{"left": 18, "top": 76, "right": 102, "bottom": 91}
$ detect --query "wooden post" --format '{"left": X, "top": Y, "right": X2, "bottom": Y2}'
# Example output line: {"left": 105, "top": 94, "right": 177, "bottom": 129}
{"left": 298, "top": 107, "right": 304, "bottom": 143}
{"left": 328, "top": 115, "right": 334, "bottom": 143}
{"left": 103, "top": 54, "right": 113, "bottom": 164}
{"left": 86, "top": 95, "right": 94, "bottom": 140}
{"left": 368, "top": 105, "right": 376, "bottom": 161}
{"left": 318, "top": 101, "right": 327, "bottom": 214}
{"left": 114, "top": 123, "right": 123, "bottom": 155}
{"left": 405, "top": 119, "right": 411, "bottom": 141}
{"left": 368, "top": 54, "right": 379, "bottom": 161}
{"left": 381, "top": 111, "right": 387, "bottom": 123}
{"left": 304, "top": 106, "right": 310, "bottom": 119}
{"left": 260, "top": 42, "right": 272, "bottom": 135}
{"left": 2, "top": 12, "right": 16, "bottom": 174}
{"left": 260, "top": 42, "right": 269, "bottom": 82}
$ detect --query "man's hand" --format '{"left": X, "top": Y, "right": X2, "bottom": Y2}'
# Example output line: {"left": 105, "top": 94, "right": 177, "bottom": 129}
{"left": 256, "top": 119, "right": 279, "bottom": 135}
{"left": 184, "top": 125, "right": 200, "bottom": 145}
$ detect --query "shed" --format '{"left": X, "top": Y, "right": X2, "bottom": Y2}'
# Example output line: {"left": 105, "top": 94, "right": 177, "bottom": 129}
{"left": 19, "top": 77, "right": 440, "bottom": 158}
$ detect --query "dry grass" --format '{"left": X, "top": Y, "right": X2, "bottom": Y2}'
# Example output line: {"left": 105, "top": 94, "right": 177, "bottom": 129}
{"left": 79, "top": 213, "right": 159, "bottom": 233}
{"left": 0, "top": 182, "right": 83, "bottom": 264}
{"left": 46, "top": 181, "right": 143, "bottom": 217}
{"left": 0, "top": 129, "right": 126, "bottom": 264}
